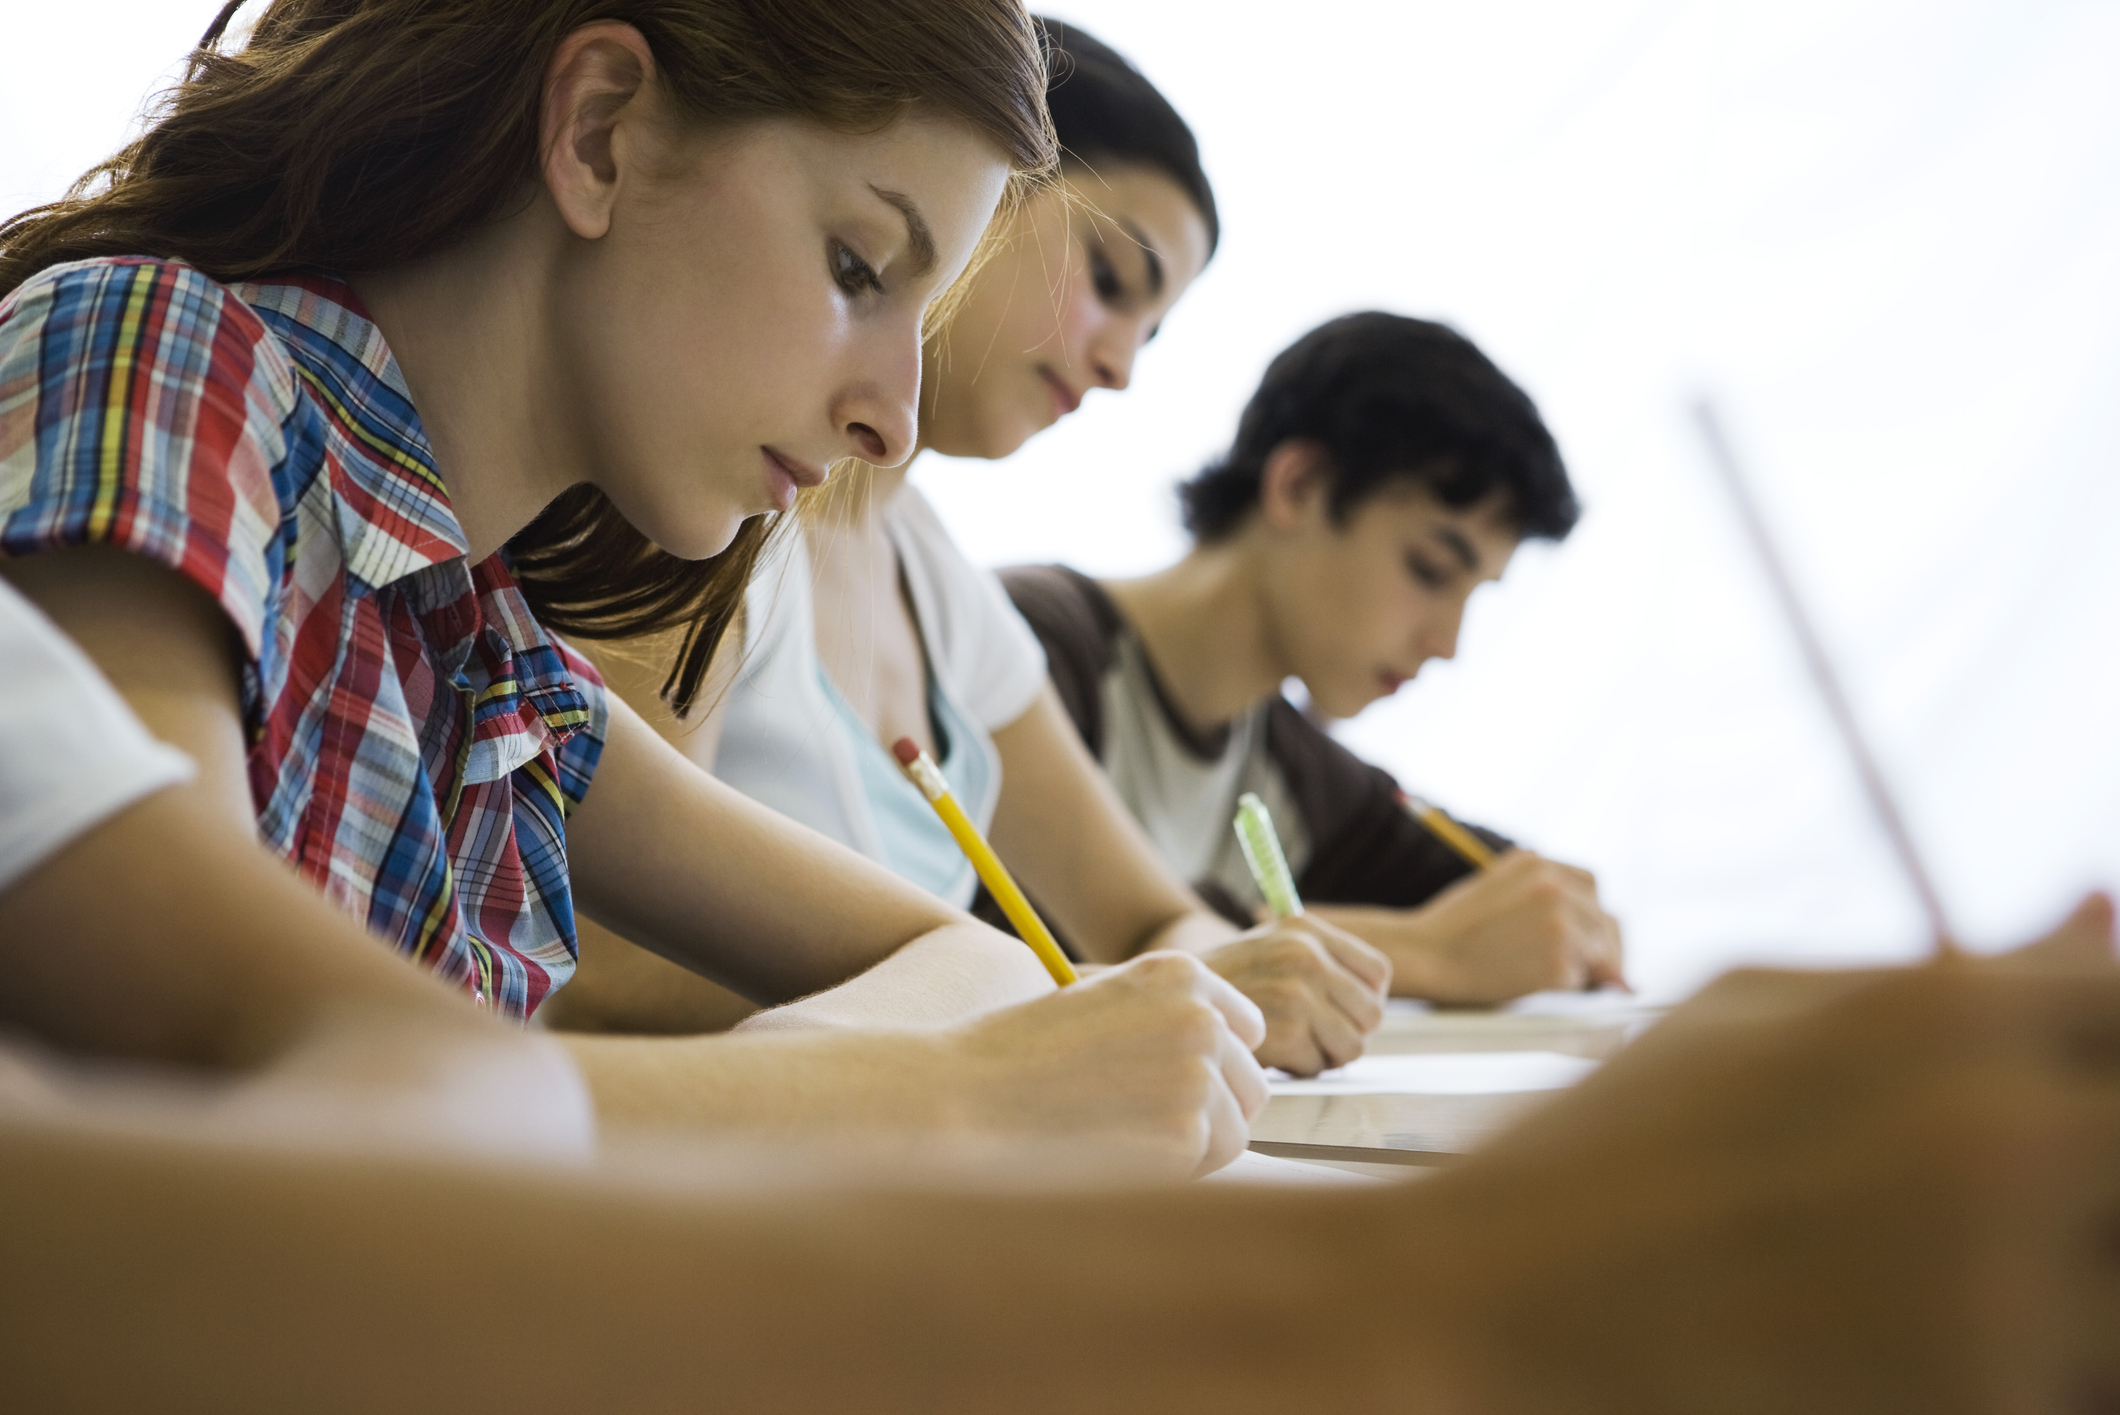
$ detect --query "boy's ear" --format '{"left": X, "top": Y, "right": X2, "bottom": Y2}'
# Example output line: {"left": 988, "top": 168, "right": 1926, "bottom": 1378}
{"left": 1258, "top": 440, "right": 1334, "bottom": 531}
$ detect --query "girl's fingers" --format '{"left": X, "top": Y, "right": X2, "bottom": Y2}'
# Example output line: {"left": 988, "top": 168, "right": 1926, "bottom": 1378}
{"left": 1195, "top": 965, "right": 1268, "bottom": 1053}
{"left": 1314, "top": 922, "right": 1394, "bottom": 995}
{"left": 1216, "top": 1020, "right": 1271, "bottom": 1123}
{"left": 1305, "top": 1006, "right": 1367, "bottom": 1075}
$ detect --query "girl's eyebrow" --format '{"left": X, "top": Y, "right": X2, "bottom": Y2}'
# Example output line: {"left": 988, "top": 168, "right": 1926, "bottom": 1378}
{"left": 1114, "top": 217, "right": 1166, "bottom": 295}
{"left": 868, "top": 186, "right": 936, "bottom": 277}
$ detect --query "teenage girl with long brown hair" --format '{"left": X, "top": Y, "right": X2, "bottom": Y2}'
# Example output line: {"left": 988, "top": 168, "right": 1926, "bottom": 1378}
{"left": 0, "top": 0, "right": 1267, "bottom": 1174}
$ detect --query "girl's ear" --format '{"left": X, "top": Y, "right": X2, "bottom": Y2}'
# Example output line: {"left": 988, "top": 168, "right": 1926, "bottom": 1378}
{"left": 539, "top": 22, "right": 660, "bottom": 241}
{"left": 1257, "top": 440, "right": 1334, "bottom": 533}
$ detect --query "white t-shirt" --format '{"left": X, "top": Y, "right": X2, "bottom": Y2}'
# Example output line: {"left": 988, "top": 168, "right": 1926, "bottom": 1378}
{"left": 0, "top": 579, "right": 195, "bottom": 896}
{"left": 0, "top": 578, "right": 600, "bottom": 1162}
{"left": 712, "top": 484, "right": 1048, "bottom": 907}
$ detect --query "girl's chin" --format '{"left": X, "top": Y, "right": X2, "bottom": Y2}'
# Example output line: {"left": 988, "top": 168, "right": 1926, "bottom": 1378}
{"left": 641, "top": 511, "right": 749, "bottom": 563}
{"left": 987, "top": 406, "right": 1048, "bottom": 459}
{"left": 922, "top": 402, "right": 1043, "bottom": 462}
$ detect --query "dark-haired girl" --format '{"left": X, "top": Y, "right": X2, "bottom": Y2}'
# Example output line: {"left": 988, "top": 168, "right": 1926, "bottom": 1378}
{"left": 0, "top": 0, "right": 1268, "bottom": 1173}
{"left": 560, "top": 19, "right": 1395, "bottom": 1078}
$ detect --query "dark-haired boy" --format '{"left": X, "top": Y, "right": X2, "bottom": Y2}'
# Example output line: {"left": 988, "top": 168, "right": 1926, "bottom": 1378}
{"left": 1005, "top": 312, "right": 1624, "bottom": 1002}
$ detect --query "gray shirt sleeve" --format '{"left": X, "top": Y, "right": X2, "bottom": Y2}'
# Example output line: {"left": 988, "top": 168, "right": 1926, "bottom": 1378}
{"left": 998, "top": 564, "right": 1513, "bottom": 918}
{"left": 1260, "top": 698, "right": 1512, "bottom": 911}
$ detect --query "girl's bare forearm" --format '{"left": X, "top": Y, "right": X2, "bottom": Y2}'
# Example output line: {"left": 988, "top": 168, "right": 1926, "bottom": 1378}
{"left": 0, "top": 1116, "right": 1466, "bottom": 1414}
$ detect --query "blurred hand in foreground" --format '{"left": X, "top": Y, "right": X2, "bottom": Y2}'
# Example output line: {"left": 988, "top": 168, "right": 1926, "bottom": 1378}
{"left": 1408, "top": 893, "right": 2119, "bottom": 1415}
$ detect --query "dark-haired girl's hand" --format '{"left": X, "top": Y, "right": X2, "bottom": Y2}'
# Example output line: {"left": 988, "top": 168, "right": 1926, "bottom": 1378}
{"left": 1193, "top": 917, "right": 1391, "bottom": 1077}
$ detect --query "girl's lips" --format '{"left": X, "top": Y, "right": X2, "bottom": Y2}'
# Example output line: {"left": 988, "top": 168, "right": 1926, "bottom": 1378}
{"left": 762, "top": 447, "right": 828, "bottom": 512}
{"left": 1038, "top": 366, "right": 1083, "bottom": 419}
{"left": 1378, "top": 671, "right": 1409, "bottom": 696}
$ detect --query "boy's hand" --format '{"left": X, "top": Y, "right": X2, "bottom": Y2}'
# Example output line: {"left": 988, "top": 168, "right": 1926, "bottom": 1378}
{"left": 1388, "top": 850, "right": 1624, "bottom": 1002}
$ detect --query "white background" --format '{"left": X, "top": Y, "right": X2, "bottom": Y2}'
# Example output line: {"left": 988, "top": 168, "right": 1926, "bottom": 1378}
{"left": 7, "top": 1, "right": 2116, "bottom": 998}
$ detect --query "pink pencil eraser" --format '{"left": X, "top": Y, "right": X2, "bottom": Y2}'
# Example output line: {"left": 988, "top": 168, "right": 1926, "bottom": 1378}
{"left": 891, "top": 737, "right": 921, "bottom": 766}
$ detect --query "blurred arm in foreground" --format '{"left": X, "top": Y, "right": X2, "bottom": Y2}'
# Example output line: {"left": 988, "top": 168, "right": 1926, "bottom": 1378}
{"left": 4, "top": 897, "right": 2114, "bottom": 1414}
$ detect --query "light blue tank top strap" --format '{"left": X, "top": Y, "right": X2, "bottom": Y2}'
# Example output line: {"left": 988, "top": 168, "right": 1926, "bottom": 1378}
{"left": 815, "top": 664, "right": 994, "bottom": 907}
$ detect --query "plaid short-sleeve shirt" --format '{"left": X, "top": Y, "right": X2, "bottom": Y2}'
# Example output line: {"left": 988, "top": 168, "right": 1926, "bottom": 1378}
{"left": 0, "top": 257, "right": 605, "bottom": 1019}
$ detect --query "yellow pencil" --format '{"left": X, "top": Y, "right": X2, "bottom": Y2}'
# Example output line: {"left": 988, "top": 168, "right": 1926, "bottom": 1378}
{"left": 1400, "top": 791, "right": 1496, "bottom": 870}
{"left": 893, "top": 737, "right": 1078, "bottom": 987}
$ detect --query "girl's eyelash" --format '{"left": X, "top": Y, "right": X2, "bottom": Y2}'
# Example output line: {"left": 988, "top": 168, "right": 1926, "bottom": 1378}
{"left": 831, "top": 240, "right": 885, "bottom": 296}
{"left": 1087, "top": 246, "right": 1124, "bottom": 303}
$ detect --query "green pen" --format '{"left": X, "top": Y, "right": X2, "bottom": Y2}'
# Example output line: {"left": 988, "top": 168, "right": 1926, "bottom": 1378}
{"left": 1232, "top": 791, "right": 1304, "bottom": 919}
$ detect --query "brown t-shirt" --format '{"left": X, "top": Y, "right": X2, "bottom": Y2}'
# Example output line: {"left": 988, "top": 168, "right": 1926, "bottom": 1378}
{"left": 997, "top": 564, "right": 1510, "bottom": 930}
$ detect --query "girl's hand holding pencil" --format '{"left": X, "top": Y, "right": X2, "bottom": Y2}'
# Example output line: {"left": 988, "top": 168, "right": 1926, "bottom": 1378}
{"left": 1221, "top": 793, "right": 1393, "bottom": 1075}
{"left": 893, "top": 738, "right": 1077, "bottom": 986}
{"left": 896, "top": 735, "right": 1272, "bottom": 1174}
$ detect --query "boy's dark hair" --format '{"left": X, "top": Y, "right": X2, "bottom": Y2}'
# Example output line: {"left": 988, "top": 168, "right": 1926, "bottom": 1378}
{"left": 1179, "top": 312, "right": 1580, "bottom": 542}
{"left": 1039, "top": 17, "right": 1218, "bottom": 255}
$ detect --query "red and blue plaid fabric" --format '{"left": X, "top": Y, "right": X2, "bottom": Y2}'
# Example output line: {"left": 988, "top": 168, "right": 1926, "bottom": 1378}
{"left": 0, "top": 258, "right": 605, "bottom": 1019}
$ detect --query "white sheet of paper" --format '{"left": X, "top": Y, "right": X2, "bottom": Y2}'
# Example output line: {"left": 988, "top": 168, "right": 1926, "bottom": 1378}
{"left": 1503, "top": 990, "right": 1663, "bottom": 1019}
{"left": 1382, "top": 990, "right": 1656, "bottom": 1022}
{"left": 1268, "top": 1051, "right": 1599, "bottom": 1096}
{"left": 1204, "top": 1150, "right": 1381, "bottom": 1185}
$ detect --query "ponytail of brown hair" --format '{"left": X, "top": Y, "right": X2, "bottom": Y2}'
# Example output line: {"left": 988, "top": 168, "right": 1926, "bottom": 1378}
{"left": 0, "top": 0, "right": 1057, "bottom": 715}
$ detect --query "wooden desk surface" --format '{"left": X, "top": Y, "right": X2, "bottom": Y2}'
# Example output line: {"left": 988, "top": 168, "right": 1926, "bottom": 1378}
{"left": 1249, "top": 994, "right": 1663, "bottom": 1168}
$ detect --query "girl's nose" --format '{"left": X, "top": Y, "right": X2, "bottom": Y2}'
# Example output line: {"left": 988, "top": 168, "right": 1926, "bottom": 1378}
{"left": 836, "top": 328, "right": 923, "bottom": 466}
